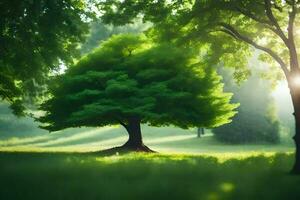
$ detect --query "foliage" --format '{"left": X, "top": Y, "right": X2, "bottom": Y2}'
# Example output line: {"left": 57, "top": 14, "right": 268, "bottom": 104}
{"left": 0, "top": 152, "right": 299, "bottom": 200}
{"left": 0, "top": 0, "right": 92, "bottom": 115}
{"left": 38, "top": 34, "right": 237, "bottom": 131}
{"left": 213, "top": 68, "right": 280, "bottom": 144}
{"left": 99, "top": 0, "right": 298, "bottom": 82}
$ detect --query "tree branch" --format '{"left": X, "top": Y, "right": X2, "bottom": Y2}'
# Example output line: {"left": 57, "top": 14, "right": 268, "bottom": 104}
{"left": 0, "top": 88, "right": 15, "bottom": 103}
{"left": 235, "top": 6, "right": 282, "bottom": 38}
{"left": 220, "top": 29, "right": 238, "bottom": 40}
{"left": 117, "top": 119, "right": 127, "bottom": 128}
{"left": 234, "top": 2, "right": 289, "bottom": 53}
{"left": 273, "top": 1, "right": 283, "bottom": 12}
{"left": 235, "top": 6, "right": 273, "bottom": 27}
{"left": 288, "top": 3, "right": 296, "bottom": 39}
{"left": 264, "top": 0, "right": 289, "bottom": 45}
{"left": 219, "top": 22, "right": 289, "bottom": 77}
{"left": 287, "top": 1, "right": 299, "bottom": 70}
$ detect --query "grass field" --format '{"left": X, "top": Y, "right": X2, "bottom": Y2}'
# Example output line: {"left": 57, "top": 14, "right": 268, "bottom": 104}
{"left": 0, "top": 125, "right": 294, "bottom": 154}
{"left": 0, "top": 125, "right": 298, "bottom": 200}
{"left": 0, "top": 152, "right": 300, "bottom": 200}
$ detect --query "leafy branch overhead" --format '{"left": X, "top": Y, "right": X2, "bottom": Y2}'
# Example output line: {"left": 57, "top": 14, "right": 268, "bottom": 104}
{"left": 99, "top": 0, "right": 300, "bottom": 81}
{"left": 0, "top": 0, "right": 92, "bottom": 115}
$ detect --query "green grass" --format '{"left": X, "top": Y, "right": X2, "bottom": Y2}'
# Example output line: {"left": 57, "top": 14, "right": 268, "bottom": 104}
{"left": 0, "top": 125, "right": 297, "bottom": 199}
{"left": 0, "top": 125, "right": 294, "bottom": 153}
{"left": 0, "top": 152, "right": 300, "bottom": 200}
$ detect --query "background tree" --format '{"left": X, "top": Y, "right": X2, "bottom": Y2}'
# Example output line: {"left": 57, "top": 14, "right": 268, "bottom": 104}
{"left": 0, "top": 0, "right": 91, "bottom": 115}
{"left": 38, "top": 34, "right": 237, "bottom": 152}
{"left": 213, "top": 68, "right": 280, "bottom": 144}
{"left": 98, "top": 0, "right": 300, "bottom": 173}
{"left": 81, "top": 19, "right": 149, "bottom": 55}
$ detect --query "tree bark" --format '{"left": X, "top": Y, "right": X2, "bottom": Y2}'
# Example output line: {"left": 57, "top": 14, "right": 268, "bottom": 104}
{"left": 288, "top": 76, "right": 300, "bottom": 174}
{"left": 292, "top": 114, "right": 300, "bottom": 174}
{"left": 197, "top": 127, "right": 205, "bottom": 138}
{"left": 121, "top": 118, "right": 154, "bottom": 152}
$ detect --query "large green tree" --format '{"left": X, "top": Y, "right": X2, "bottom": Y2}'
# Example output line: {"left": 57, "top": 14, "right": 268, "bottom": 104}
{"left": 99, "top": 0, "right": 300, "bottom": 173}
{"left": 38, "top": 34, "right": 237, "bottom": 151}
{"left": 0, "top": 0, "right": 91, "bottom": 115}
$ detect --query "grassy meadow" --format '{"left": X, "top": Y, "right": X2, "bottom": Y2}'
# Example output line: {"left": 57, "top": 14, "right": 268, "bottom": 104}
{"left": 0, "top": 125, "right": 294, "bottom": 154}
{"left": 1, "top": 152, "right": 300, "bottom": 200}
{"left": 0, "top": 125, "right": 298, "bottom": 200}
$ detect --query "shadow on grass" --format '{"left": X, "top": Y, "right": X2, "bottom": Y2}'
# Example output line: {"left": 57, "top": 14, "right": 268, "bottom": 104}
{"left": 0, "top": 152, "right": 299, "bottom": 200}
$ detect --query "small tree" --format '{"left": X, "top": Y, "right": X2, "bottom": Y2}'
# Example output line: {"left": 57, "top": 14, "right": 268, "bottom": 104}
{"left": 38, "top": 34, "right": 237, "bottom": 152}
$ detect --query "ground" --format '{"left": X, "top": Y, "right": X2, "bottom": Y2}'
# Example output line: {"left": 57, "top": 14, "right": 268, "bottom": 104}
{"left": 0, "top": 125, "right": 294, "bottom": 153}
{"left": 0, "top": 126, "right": 298, "bottom": 200}
{"left": 0, "top": 152, "right": 300, "bottom": 200}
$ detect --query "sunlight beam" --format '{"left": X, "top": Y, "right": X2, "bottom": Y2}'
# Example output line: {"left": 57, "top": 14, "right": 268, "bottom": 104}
{"left": 291, "top": 75, "right": 300, "bottom": 87}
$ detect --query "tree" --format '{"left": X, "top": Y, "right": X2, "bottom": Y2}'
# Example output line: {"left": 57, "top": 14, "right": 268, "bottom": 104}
{"left": 0, "top": 0, "right": 91, "bottom": 115}
{"left": 213, "top": 68, "right": 280, "bottom": 144}
{"left": 98, "top": 0, "right": 300, "bottom": 173}
{"left": 38, "top": 34, "right": 237, "bottom": 152}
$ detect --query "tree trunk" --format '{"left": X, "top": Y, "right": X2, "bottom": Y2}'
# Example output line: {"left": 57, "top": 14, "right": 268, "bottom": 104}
{"left": 292, "top": 114, "right": 300, "bottom": 174}
{"left": 197, "top": 128, "right": 205, "bottom": 138}
{"left": 121, "top": 118, "right": 154, "bottom": 152}
{"left": 197, "top": 128, "right": 201, "bottom": 138}
{"left": 289, "top": 78, "right": 300, "bottom": 174}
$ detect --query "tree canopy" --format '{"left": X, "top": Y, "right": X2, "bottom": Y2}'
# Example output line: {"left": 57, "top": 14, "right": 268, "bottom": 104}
{"left": 38, "top": 34, "right": 237, "bottom": 133}
{"left": 0, "top": 0, "right": 91, "bottom": 115}
{"left": 99, "top": 0, "right": 300, "bottom": 81}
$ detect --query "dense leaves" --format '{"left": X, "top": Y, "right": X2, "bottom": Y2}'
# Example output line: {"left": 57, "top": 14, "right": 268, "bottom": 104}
{"left": 38, "top": 34, "right": 237, "bottom": 131}
{"left": 0, "top": 0, "right": 91, "bottom": 115}
{"left": 99, "top": 0, "right": 300, "bottom": 81}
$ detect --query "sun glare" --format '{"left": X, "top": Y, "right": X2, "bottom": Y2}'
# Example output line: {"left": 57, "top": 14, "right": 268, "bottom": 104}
{"left": 292, "top": 75, "right": 300, "bottom": 86}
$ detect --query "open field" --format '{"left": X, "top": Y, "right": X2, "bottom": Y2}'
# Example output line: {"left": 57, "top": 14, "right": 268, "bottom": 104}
{"left": 0, "top": 125, "right": 294, "bottom": 154}
{"left": 1, "top": 152, "right": 300, "bottom": 200}
{"left": 0, "top": 126, "right": 298, "bottom": 200}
